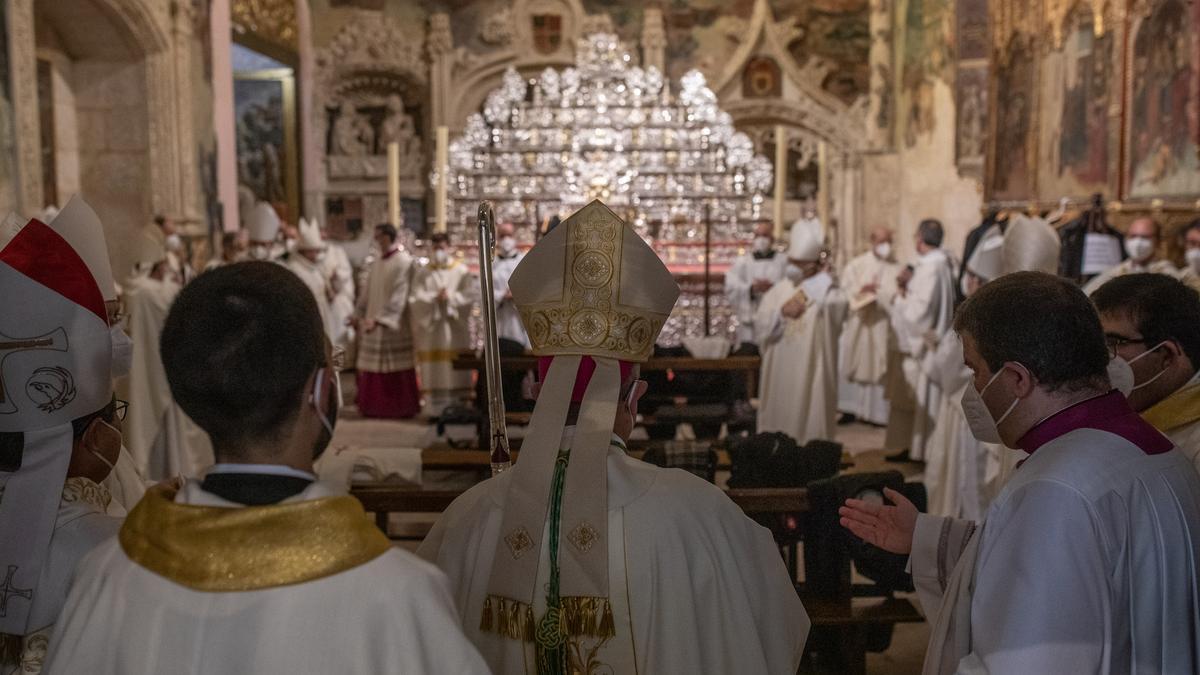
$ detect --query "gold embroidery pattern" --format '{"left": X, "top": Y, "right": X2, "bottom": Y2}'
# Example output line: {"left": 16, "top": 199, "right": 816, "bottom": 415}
{"left": 519, "top": 202, "right": 666, "bottom": 362}
{"left": 505, "top": 527, "right": 533, "bottom": 559}
{"left": 567, "top": 522, "right": 599, "bottom": 553}
{"left": 61, "top": 477, "right": 111, "bottom": 512}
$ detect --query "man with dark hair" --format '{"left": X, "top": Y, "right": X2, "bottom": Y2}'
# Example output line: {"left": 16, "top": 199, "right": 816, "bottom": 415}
{"left": 46, "top": 262, "right": 487, "bottom": 674}
{"left": 1181, "top": 218, "right": 1200, "bottom": 290}
{"left": 1083, "top": 217, "right": 1179, "bottom": 294}
{"left": 1093, "top": 273, "right": 1200, "bottom": 471}
{"left": 203, "top": 230, "right": 248, "bottom": 271}
{"left": 886, "top": 217, "right": 957, "bottom": 462}
{"left": 353, "top": 223, "right": 421, "bottom": 418}
{"left": 841, "top": 272, "right": 1200, "bottom": 674}
{"left": 410, "top": 231, "right": 478, "bottom": 415}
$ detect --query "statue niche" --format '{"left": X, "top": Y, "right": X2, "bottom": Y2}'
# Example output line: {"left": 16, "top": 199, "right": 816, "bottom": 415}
{"left": 324, "top": 89, "right": 424, "bottom": 181}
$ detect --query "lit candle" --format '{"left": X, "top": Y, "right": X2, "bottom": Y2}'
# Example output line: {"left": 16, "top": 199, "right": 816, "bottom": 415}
{"left": 435, "top": 126, "right": 449, "bottom": 233}
{"left": 387, "top": 142, "right": 401, "bottom": 227}
{"left": 773, "top": 125, "right": 786, "bottom": 240}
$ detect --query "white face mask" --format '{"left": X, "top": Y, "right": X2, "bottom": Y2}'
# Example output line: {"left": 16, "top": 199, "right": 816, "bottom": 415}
{"left": 434, "top": 249, "right": 450, "bottom": 265}
{"left": 1186, "top": 248, "right": 1200, "bottom": 274}
{"left": 164, "top": 233, "right": 184, "bottom": 252}
{"left": 753, "top": 236, "right": 772, "bottom": 254}
{"left": 785, "top": 263, "right": 804, "bottom": 283}
{"left": 874, "top": 242, "right": 892, "bottom": 260}
{"left": 1124, "top": 236, "right": 1155, "bottom": 262}
{"left": 249, "top": 244, "right": 271, "bottom": 261}
{"left": 1107, "top": 356, "right": 1135, "bottom": 397}
{"left": 110, "top": 324, "right": 134, "bottom": 379}
{"left": 960, "top": 367, "right": 1022, "bottom": 444}
{"left": 1125, "top": 341, "right": 1170, "bottom": 392}
{"left": 498, "top": 236, "right": 517, "bottom": 255}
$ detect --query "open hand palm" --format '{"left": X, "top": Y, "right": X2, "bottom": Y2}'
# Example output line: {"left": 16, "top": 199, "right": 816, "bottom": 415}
{"left": 838, "top": 487, "right": 918, "bottom": 555}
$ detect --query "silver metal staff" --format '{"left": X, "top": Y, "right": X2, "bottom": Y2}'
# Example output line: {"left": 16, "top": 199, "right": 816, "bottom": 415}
{"left": 477, "top": 201, "right": 512, "bottom": 475}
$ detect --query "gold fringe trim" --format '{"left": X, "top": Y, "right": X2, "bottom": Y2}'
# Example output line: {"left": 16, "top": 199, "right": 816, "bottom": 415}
{"left": 480, "top": 595, "right": 616, "bottom": 643}
{"left": 0, "top": 633, "right": 22, "bottom": 669}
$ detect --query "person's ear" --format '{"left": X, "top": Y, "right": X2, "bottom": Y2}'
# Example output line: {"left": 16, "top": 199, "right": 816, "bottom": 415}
{"left": 1007, "top": 362, "right": 1038, "bottom": 398}
{"left": 529, "top": 381, "right": 542, "bottom": 399}
{"left": 1160, "top": 340, "right": 1184, "bottom": 367}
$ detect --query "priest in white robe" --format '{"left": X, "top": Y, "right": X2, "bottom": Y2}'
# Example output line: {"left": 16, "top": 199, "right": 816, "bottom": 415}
{"left": 492, "top": 222, "right": 528, "bottom": 348}
{"left": 245, "top": 201, "right": 286, "bottom": 262}
{"left": 841, "top": 271, "right": 1200, "bottom": 674}
{"left": 45, "top": 262, "right": 488, "bottom": 675}
{"left": 320, "top": 228, "right": 356, "bottom": 350}
{"left": 354, "top": 223, "right": 421, "bottom": 419}
{"left": 1083, "top": 217, "right": 1179, "bottom": 294}
{"left": 1092, "top": 272, "right": 1200, "bottom": 472}
{"left": 756, "top": 217, "right": 848, "bottom": 445}
{"left": 888, "top": 218, "right": 957, "bottom": 461}
{"left": 125, "top": 254, "right": 213, "bottom": 480}
{"left": 419, "top": 200, "right": 808, "bottom": 675}
{"left": 1181, "top": 219, "right": 1200, "bottom": 291}
{"left": 0, "top": 220, "right": 123, "bottom": 675}
{"left": 285, "top": 218, "right": 336, "bottom": 341}
{"left": 410, "top": 232, "right": 478, "bottom": 416}
{"left": 724, "top": 222, "right": 788, "bottom": 351}
{"left": 838, "top": 226, "right": 901, "bottom": 425}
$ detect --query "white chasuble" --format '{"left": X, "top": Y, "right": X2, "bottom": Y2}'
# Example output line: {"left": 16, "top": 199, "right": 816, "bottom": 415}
{"left": 409, "top": 260, "right": 478, "bottom": 413}
{"left": 419, "top": 438, "right": 809, "bottom": 674}
{"left": 921, "top": 337, "right": 989, "bottom": 520}
{"left": 755, "top": 272, "right": 849, "bottom": 445}
{"left": 320, "top": 243, "right": 356, "bottom": 348}
{"left": 285, "top": 256, "right": 336, "bottom": 342}
{"left": 724, "top": 251, "right": 788, "bottom": 345}
{"left": 911, "top": 425, "right": 1200, "bottom": 674}
{"left": 44, "top": 480, "right": 489, "bottom": 675}
{"left": 839, "top": 251, "right": 900, "bottom": 424}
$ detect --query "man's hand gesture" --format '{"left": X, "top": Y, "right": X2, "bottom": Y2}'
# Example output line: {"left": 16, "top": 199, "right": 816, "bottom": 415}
{"left": 838, "top": 487, "right": 918, "bottom": 555}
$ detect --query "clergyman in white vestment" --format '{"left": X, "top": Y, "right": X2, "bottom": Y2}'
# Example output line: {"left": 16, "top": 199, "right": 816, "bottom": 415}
{"left": 724, "top": 221, "right": 788, "bottom": 350}
{"left": 838, "top": 227, "right": 901, "bottom": 425}
{"left": 285, "top": 218, "right": 337, "bottom": 341}
{"left": 45, "top": 262, "right": 487, "bottom": 675}
{"left": 419, "top": 201, "right": 808, "bottom": 675}
{"left": 1092, "top": 272, "right": 1200, "bottom": 472}
{"left": 756, "top": 217, "right": 849, "bottom": 445}
{"left": 409, "top": 232, "right": 478, "bottom": 416}
{"left": 0, "top": 220, "right": 123, "bottom": 675}
{"left": 1083, "top": 217, "right": 1180, "bottom": 294}
{"left": 492, "top": 221, "right": 529, "bottom": 348}
{"left": 842, "top": 272, "right": 1200, "bottom": 674}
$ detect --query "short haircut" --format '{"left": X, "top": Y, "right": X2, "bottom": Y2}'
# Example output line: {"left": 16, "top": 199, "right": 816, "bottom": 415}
{"left": 375, "top": 223, "right": 397, "bottom": 243}
{"left": 917, "top": 219, "right": 944, "bottom": 247}
{"left": 221, "top": 231, "right": 241, "bottom": 248}
{"left": 430, "top": 232, "right": 450, "bottom": 246}
{"left": 1092, "top": 273, "right": 1200, "bottom": 370}
{"left": 954, "top": 271, "right": 1109, "bottom": 392}
{"left": 154, "top": 214, "right": 167, "bottom": 227}
{"left": 160, "top": 262, "right": 325, "bottom": 457}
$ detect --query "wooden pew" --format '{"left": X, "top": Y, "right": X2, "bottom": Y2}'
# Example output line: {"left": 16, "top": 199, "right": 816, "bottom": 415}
{"left": 349, "top": 483, "right": 921, "bottom": 674}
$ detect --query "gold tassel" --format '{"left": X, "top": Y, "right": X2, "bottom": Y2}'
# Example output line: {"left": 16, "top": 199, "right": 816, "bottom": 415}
{"left": 480, "top": 596, "right": 495, "bottom": 633}
{"left": 497, "top": 598, "right": 510, "bottom": 638}
{"left": 581, "top": 597, "right": 598, "bottom": 636}
{"left": 523, "top": 605, "right": 537, "bottom": 643}
{"left": 599, "top": 599, "right": 615, "bottom": 638}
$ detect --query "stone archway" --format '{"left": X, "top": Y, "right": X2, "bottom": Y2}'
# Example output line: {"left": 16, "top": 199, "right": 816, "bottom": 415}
{"left": 9, "top": 0, "right": 196, "bottom": 282}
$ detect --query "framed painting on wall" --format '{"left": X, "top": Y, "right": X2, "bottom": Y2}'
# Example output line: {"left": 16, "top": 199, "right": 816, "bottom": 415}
{"left": 988, "top": 34, "right": 1037, "bottom": 201}
{"left": 1125, "top": 0, "right": 1200, "bottom": 200}
{"left": 234, "top": 68, "right": 299, "bottom": 221}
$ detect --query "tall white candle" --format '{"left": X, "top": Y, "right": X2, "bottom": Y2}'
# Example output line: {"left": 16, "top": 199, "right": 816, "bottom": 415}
{"left": 387, "top": 142, "right": 401, "bottom": 226}
{"left": 773, "top": 125, "right": 787, "bottom": 240}
{"left": 435, "top": 126, "right": 449, "bottom": 233}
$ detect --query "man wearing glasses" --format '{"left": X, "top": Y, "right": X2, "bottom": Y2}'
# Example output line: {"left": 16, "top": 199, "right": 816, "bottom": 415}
{"left": 1093, "top": 273, "right": 1200, "bottom": 472}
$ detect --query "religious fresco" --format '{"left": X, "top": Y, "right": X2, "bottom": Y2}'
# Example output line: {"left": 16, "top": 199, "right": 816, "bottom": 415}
{"left": 899, "top": 0, "right": 955, "bottom": 147}
{"left": 234, "top": 72, "right": 297, "bottom": 217}
{"left": 955, "top": 65, "right": 987, "bottom": 170}
{"left": 955, "top": 0, "right": 987, "bottom": 61}
{"left": 1037, "top": 6, "right": 1114, "bottom": 200}
{"left": 1126, "top": 0, "right": 1200, "bottom": 198}
{"left": 989, "top": 35, "right": 1035, "bottom": 200}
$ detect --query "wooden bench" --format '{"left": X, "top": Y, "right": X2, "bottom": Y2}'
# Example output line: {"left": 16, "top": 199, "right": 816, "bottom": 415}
{"left": 419, "top": 446, "right": 734, "bottom": 475}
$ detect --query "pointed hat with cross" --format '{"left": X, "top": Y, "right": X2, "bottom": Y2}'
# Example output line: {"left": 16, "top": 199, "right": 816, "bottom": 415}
{"left": 0, "top": 218, "right": 112, "bottom": 636}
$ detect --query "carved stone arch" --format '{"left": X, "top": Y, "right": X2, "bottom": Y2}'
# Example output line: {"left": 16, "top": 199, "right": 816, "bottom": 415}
{"left": 448, "top": 57, "right": 576, "bottom": 130}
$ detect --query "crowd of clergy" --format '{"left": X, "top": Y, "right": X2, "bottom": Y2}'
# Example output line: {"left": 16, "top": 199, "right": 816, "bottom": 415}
{"left": 1, "top": 191, "right": 1199, "bottom": 675}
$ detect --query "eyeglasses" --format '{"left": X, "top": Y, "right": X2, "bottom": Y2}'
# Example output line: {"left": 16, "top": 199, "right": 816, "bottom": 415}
{"left": 1105, "top": 334, "right": 1146, "bottom": 351}
{"left": 113, "top": 399, "right": 128, "bottom": 422}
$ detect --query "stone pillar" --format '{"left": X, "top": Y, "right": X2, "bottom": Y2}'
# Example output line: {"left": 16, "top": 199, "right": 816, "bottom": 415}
{"left": 296, "top": 0, "right": 318, "bottom": 220}
{"left": 640, "top": 8, "right": 666, "bottom": 73}
{"left": 210, "top": 0, "right": 239, "bottom": 231}
{"left": 7, "top": 0, "right": 41, "bottom": 216}
{"left": 866, "top": 0, "right": 894, "bottom": 150}
{"left": 170, "top": 2, "right": 200, "bottom": 224}
{"left": 428, "top": 13, "right": 453, "bottom": 130}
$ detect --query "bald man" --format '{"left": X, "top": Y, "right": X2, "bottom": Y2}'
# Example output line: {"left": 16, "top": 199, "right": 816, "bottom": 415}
{"left": 838, "top": 227, "right": 902, "bottom": 425}
{"left": 725, "top": 222, "right": 788, "bottom": 351}
{"left": 1083, "top": 217, "right": 1179, "bottom": 294}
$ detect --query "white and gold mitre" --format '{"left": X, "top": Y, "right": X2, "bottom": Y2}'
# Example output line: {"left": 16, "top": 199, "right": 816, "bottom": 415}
{"left": 508, "top": 200, "right": 679, "bottom": 363}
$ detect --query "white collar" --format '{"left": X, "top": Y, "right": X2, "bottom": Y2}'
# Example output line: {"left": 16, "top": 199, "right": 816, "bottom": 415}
{"left": 207, "top": 463, "right": 317, "bottom": 481}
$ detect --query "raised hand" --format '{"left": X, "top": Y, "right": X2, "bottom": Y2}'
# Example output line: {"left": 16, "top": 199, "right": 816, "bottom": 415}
{"left": 838, "top": 487, "right": 918, "bottom": 555}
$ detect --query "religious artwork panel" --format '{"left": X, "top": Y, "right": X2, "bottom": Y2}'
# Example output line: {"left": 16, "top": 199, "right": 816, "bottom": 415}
{"left": 1126, "top": 0, "right": 1200, "bottom": 199}
{"left": 956, "top": 64, "right": 987, "bottom": 171}
{"left": 956, "top": 0, "right": 988, "bottom": 60}
{"left": 234, "top": 71, "right": 297, "bottom": 215}
{"left": 900, "top": 0, "right": 955, "bottom": 147}
{"left": 1037, "top": 6, "right": 1115, "bottom": 200}
{"left": 989, "top": 36, "right": 1036, "bottom": 200}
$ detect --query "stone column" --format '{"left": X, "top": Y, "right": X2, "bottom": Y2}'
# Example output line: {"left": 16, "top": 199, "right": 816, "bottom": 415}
{"left": 171, "top": 2, "right": 200, "bottom": 224}
{"left": 866, "top": 0, "right": 894, "bottom": 150}
{"left": 210, "top": 0, "right": 239, "bottom": 231}
{"left": 428, "top": 13, "right": 453, "bottom": 130}
{"left": 640, "top": 8, "right": 666, "bottom": 73}
{"left": 295, "top": 0, "right": 318, "bottom": 220}
{"left": 7, "top": 0, "right": 41, "bottom": 216}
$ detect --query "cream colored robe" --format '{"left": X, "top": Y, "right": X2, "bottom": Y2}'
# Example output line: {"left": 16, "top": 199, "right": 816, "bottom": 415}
{"left": 43, "top": 481, "right": 489, "bottom": 675}
{"left": 321, "top": 243, "right": 356, "bottom": 348}
{"left": 491, "top": 252, "right": 528, "bottom": 348}
{"left": 724, "top": 251, "right": 788, "bottom": 346}
{"left": 755, "top": 272, "right": 849, "bottom": 444}
{"left": 921, "top": 337, "right": 989, "bottom": 520}
{"left": 0, "top": 478, "right": 121, "bottom": 675}
{"left": 839, "top": 251, "right": 900, "bottom": 424}
{"left": 418, "top": 433, "right": 809, "bottom": 675}
{"left": 409, "top": 260, "right": 478, "bottom": 415}
{"left": 1082, "top": 258, "right": 1180, "bottom": 294}
{"left": 891, "top": 248, "right": 957, "bottom": 460}
{"left": 912, "top": 430, "right": 1200, "bottom": 674}
{"left": 356, "top": 249, "right": 416, "bottom": 373}
{"left": 285, "top": 255, "right": 336, "bottom": 342}
{"left": 124, "top": 276, "right": 213, "bottom": 480}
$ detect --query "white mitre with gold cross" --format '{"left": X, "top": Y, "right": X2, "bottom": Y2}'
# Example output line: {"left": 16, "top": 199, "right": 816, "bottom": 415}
{"left": 481, "top": 200, "right": 678, "bottom": 664}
